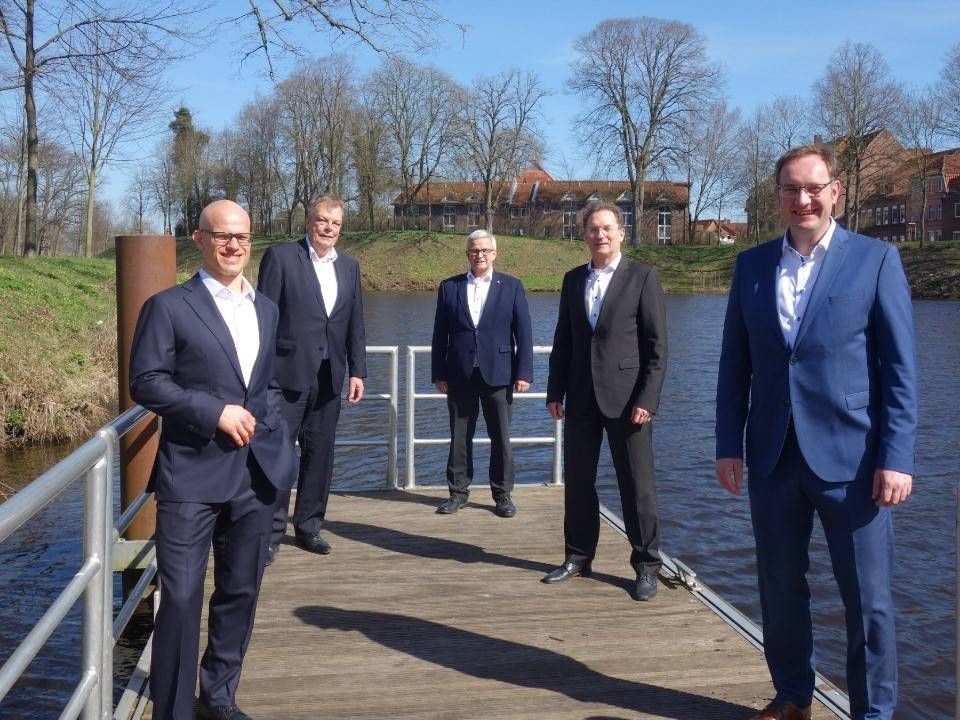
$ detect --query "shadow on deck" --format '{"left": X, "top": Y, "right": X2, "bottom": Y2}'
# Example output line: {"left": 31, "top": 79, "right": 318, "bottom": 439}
{"left": 142, "top": 486, "right": 839, "bottom": 719}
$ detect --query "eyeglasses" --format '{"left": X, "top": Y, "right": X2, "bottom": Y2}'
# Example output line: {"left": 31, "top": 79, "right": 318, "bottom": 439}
{"left": 200, "top": 229, "right": 253, "bottom": 246}
{"left": 467, "top": 248, "right": 495, "bottom": 256}
{"left": 778, "top": 181, "right": 834, "bottom": 198}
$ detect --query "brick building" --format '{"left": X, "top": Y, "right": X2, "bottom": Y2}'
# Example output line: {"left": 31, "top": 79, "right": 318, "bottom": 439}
{"left": 392, "top": 168, "right": 690, "bottom": 243}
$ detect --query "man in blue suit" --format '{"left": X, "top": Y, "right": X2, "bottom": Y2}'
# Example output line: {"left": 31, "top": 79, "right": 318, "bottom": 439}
{"left": 431, "top": 229, "right": 534, "bottom": 517}
{"left": 716, "top": 145, "right": 917, "bottom": 720}
{"left": 257, "top": 194, "right": 366, "bottom": 562}
{"left": 130, "top": 200, "right": 296, "bottom": 720}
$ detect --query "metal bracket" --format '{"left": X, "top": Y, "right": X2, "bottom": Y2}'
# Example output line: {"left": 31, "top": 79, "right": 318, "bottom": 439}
{"left": 672, "top": 558, "right": 701, "bottom": 591}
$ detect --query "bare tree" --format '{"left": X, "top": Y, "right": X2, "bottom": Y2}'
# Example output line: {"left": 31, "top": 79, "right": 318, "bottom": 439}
{"left": 941, "top": 42, "right": 960, "bottom": 142}
{"left": 457, "top": 70, "right": 547, "bottom": 231}
{"left": 765, "top": 95, "right": 814, "bottom": 154}
{"left": 168, "top": 106, "right": 211, "bottom": 234}
{"left": 370, "top": 57, "right": 461, "bottom": 229}
{"left": 149, "top": 141, "right": 176, "bottom": 235}
{"left": 54, "top": 24, "right": 166, "bottom": 256}
{"left": 0, "top": 0, "right": 194, "bottom": 255}
{"left": 35, "top": 139, "right": 85, "bottom": 255}
{"left": 240, "top": 0, "right": 464, "bottom": 79}
{"left": 897, "top": 87, "right": 944, "bottom": 247}
{"left": 814, "top": 41, "right": 902, "bottom": 231}
{"left": 739, "top": 108, "right": 778, "bottom": 243}
{"left": 124, "top": 163, "right": 151, "bottom": 234}
{"left": 351, "top": 92, "right": 394, "bottom": 230}
{"left": 676, "top": 100, "right": 741, "bottom": 243}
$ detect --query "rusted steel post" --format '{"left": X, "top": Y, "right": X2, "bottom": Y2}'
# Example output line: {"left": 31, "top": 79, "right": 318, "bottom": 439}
{"left": 116, "top": 235, "right": 176, "bottom": 596}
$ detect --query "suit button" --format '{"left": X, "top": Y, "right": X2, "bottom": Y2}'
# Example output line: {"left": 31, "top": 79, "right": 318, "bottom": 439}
{"left": 789, "top": 355, "right": 799, "bottom": 365}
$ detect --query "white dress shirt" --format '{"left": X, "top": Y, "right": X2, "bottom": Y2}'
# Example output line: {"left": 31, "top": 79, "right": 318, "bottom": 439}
{"left": 200, "top": 269, "right": 260, "bottom": 386}
{"left": 777, "top": 219, "right": 836, "bottom": 349}
{"left": 584, "top": 253, "right": 622, "bottom": 330}
{"left": 467, "top": 269, "right": 493, "bottom": 327}
{"left": 309, "top": 243, "right": 339, "bottom": 315}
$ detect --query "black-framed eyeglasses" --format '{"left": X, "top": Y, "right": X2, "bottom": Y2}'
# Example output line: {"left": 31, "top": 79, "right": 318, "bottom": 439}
{"left": 467, "top": 248, "right": 496, "bottom": 256}
{"left": 778, "top": 181, "right": 834, "bottom": 198}
{"left": 200, "top": 229, "right": 253, "bottom": 246}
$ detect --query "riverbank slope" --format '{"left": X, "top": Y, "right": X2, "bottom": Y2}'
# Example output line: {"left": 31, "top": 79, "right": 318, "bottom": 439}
{"left": 2, "top": 233, "right": 958, "bottom": 446}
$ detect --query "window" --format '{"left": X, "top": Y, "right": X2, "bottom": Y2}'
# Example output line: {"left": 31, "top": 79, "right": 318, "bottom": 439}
{"left": 657, "top": 207, "right": 672, "bottom": 244}
{"left": 954, "top": 203, "right": 960, "bottom": 219}
{"left": 875, "top": 208, "right": 881, "bottom": 226}
{"left": 891, "top": 205, "right": 899, "bottom": 224}
{"left": 562, "top": 208, "right": 578, "bottom": 239}
{"left": 928, "top": 230, "right": 936, "bottom": 242}
{"left": 443, "top": 206, "right": 455, "bottom": 231}
{"left": 883, "top": 206, "right": 889, "bottom": 225}
{"left": 542, "top": 203, "right": 555, "bottom": 214}
{"left": 900, "top": 204, "right": 905, "bottom": 222}
{"left": 467, "top": 205, "right": 481, "bottom": 228}
{"left": 954, "top": 231, "right": 960, "bottom": 241}
{"left": 510, "top": 205, "right": 529, "bottom": 218}
{"left": 621, "top": 209, "right": 633, "bottom": 239}
{"left": 928, "top": 205, "right": 937, "bottom": 221}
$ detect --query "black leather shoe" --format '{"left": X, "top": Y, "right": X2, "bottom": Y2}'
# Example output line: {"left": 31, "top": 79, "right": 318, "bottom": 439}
{"left": 541, "top": 559, "right": 592, "bottom": 583}
{"left": 195, "top": 701, "right": 252, "bottom": 720}
{"left": 493, "top": 495, "right": 516, "bottom": 518}
{"left": 634, "top": 573, "right": 658, "bottom": 601}
{"left": 294, "top": 531, "right": 331, "bottom": 555}
{"left": 437, "top": 495, "right": 468, "bottom": 514}
{"left": 265, "top": 542, "right": 279, "bottom": 566}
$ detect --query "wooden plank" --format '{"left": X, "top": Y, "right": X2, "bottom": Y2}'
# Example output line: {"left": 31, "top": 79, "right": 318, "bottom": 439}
{"left": 143, "top": 487, "right": 839, "bottom": 719}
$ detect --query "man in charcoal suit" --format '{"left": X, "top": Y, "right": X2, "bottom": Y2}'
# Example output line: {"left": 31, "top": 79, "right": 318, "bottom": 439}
{"left": 430, "top": 229, "right": 534, "bottom": 517}
{"left": 257, "top": 193, "right": 366, "bottom": 563}
{"left": 544, "top": 202, "right": 667, "bottom": 601}
{"left": 130, "top": 199, "right": 295, "bottom": 720}
{"left": 715, "top": 144, "right": 917, "bottom": 720}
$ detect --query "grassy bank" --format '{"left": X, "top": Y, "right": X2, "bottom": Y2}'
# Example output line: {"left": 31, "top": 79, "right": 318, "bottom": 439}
{"left": 3, "top": 233, "right": 958, "bottom": 447}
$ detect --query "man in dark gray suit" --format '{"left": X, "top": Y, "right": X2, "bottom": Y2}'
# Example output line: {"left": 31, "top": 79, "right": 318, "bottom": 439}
{"left": 544, "top": 202, "right": 668, "bottom": 601}
{"left": 257, "top": 194, "right": 366, "bottom": 563}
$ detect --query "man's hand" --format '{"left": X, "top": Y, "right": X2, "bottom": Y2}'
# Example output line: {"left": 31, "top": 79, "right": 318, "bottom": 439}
{"left": 347, "top": 376, "right": 364, "bottom": 405}
{"left": 630, "top": 406, "right": 652, "bottom": 425}
{"left": 872, "top": 469, "right": 912, "bottom": 507}
{"left": 218, "top": 404, "right": 256, "bottom": 447}
{"left": 434, "top": 380, "right": 448, "bottom": 394}
{"left": 515, "top": 380, "right": 530, "bottom": 393}
{"left": 716, "top": 458, "right": 744, "bottom": 496}
{"left": 547, "top": 401, "right": 564, "bottom": 420}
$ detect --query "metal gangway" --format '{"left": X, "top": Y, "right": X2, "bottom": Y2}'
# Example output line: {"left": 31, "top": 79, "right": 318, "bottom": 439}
{"left": 0, "top": 344, "right": 854, "bottom": 719}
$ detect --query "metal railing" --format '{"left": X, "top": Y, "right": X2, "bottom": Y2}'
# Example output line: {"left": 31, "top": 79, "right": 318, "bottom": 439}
{"left": 404, "top": 345, "right": 562, "bottom": 488}
{"left": 0, "top": 405, "right": 152, "bottom": 720}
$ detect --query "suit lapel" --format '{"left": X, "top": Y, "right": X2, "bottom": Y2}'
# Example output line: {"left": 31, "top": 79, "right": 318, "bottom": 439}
{"left": 458, "top": 274, "right": 475, "bottom": 329}
{"left": 570, "top": 264, "right": 591, "bottom": 333}
{"left": 182, "top": 274, "right": 246, "bottom": 386}
{"left": 329, "top": 253, "right": 348, "bottom": 317}
{"left": 756, "top": 239, "right": 787, "bottom": 350}
{"left": 793, "top": 226, "right": 848, "bottom": 351}
{"left": 250, "top": 293, "right": 271, "bottom": 385}
{"left": 477, "top": 271, "right": 501, "bottom": 328}
{"left": 594, "top": 259, "right": 628, "bottom": 333}
{"left": 298, "top": 237, "right": 329, "bottom": 319}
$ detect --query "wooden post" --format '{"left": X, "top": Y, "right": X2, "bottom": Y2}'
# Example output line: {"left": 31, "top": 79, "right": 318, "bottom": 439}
{"left": 115, "top": 234, "right": 176, "bottom": 597}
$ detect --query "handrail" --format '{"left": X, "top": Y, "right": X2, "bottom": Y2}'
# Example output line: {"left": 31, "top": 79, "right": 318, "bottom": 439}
{"left": 404, "top": 345, "right": 562, "bottom": 489}
{"left": 0, "top": 407, "right": 151, "bottom": 720}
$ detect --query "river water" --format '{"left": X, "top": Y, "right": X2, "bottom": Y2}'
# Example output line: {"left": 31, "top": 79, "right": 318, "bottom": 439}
{"left": 1, "top": 291, "right": 957, "bottom": 718}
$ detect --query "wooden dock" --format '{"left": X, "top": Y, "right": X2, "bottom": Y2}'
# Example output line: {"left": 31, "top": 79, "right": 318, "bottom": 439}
{"left": 143, "top": 486, "right": 840, "bottom": 719}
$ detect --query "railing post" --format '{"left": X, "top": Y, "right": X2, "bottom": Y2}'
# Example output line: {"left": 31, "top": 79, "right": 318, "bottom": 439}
{"left": 551, "top": 418, "right": 563, "bottom": 486}
{"left": 404, "top": 346, "right": 417, "bottom": 489}
{"left": 387, "top": 348, "right": 399, "bottom": 489}
{"left": 81, "top": 453, "right": 109, "bottom": 720}
{"left": 98, "top": 429, "right": 116, "bottom": 719}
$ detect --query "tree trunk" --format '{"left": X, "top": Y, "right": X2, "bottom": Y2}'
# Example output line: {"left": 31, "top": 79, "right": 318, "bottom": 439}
{"left": 22, "top": 0, "right": 38, "bottom": 256}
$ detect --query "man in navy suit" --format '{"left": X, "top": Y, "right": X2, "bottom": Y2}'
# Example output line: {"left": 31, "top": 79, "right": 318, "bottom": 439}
{"left": 130, "top": 200, "right": 295, "bottom": 720}
{"left": 431, "top": 229, "right": 533, "bottom": 517}
{"left": 257, "top": 194, "right": 366, "bottom": 562}
{"left": 716, "top": 145, "right": 917, "bottom": 720}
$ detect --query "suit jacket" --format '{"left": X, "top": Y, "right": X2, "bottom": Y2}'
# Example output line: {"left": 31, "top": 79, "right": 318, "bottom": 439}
{"left": 257, "top": 238, "right": 367, "bottom": 393}
{"left": 547, "top": 258, "right": 667, "bottom": 419}
{"left": 129, "top": 274, "right": 296, "bottom": 503}
{"left": 715, "top": 227, "right": 918, "bottom": 481}
{"left": 431, "top": 271, "right": 534, "bottom": 388}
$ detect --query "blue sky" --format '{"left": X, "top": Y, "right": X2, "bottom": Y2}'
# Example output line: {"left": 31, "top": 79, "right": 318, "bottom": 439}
{"left": 105, "top": 0, "right": 959, "bottom": 207}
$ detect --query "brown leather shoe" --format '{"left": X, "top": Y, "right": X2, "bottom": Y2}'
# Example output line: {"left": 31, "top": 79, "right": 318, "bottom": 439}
{"left": 749, "top": 700, "right": 811, "bottom": 720}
